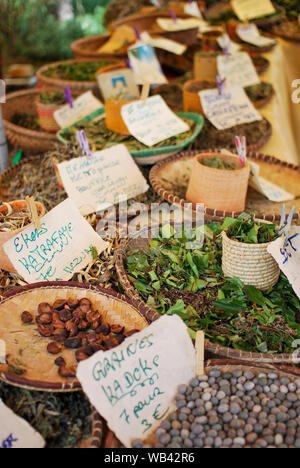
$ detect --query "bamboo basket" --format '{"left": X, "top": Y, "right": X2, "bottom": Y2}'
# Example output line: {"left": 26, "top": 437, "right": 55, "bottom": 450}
{"left": 183, "top": 79, "right": 216, "bottom": 114}
{"left": 186, "top": 152, "right": 250, "bottom": 213}
{"left": 36, "top": 59, "right": 119, "bottom": 98}
{"left": 71, "top": 34, "right": 129, "bottom": 60}
{"left": 0, "top": 282, "right": 150, "bottom": 392}
{"left": 222, "top": 228, "right": 281, "bottom": 291}
{"left": 0, "top": 200, "right": 45, "bottom": 273}
{"left": 104, "top": 359, "right": 300, "bottom": 448}
{"left": 2, "top": 89, "right": 58, "bottom": 153}
{"left": 36, "top": 100, "right": 63, "bottom": 133}
{"left": 194, "top": 51, "right": 218, "bottom": 81}
{"left": 115, "top": 234, "right": 299, "bottom": 364}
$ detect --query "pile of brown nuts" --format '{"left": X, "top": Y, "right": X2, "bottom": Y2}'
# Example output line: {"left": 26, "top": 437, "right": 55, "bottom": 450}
{"left": 21, "top": 298, "right": 138, "bottom": 378}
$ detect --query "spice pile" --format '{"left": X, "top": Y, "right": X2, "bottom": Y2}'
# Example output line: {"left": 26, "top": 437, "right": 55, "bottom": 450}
{"left": 133, "top": 369, "right": 300, "bottom": 448}
{"left": 11, "top": 113, "right": 40, "bottom": 131}
{"left": 44, "top": 61, "right": 109, "bottom": 82}
{"left": 0, "top": 204, "right": 34, "bottom": 232}
{"left": 21, "top": 297, "right": 139, "bottom": 378}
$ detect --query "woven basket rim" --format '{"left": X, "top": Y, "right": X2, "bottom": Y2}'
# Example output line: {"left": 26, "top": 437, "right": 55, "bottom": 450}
{"left": 149, "top": 148, "right": 300, "bottom": 222}
{"left": 36, "top": 58, "right": 118, "bottom": 89}
{"left": 194, "top": 152, "right": 250, "bottom": 174}
{"left": 88, "top": 410, "right": 104, "bottom": 449}
{"left": 110, "top": 10, "right": 191, "bottom": 30}
{"left": 0, "top": 281, "right": 150, "bottom": 392}
{"left": 221, "top": 228, "right": 282, "bottom": 248}
{"left": 71, "top": 33, "right": 128, "bottom": 59}
{"left": 116, "top": 227, "right": 297, "bottom": 363}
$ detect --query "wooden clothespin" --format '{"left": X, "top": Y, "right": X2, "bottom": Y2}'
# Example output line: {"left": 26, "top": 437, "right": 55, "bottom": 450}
{"left": 195, "top": 330, "right": 205, "bottom": 377}
{"left": 140, "top": 82, "right": 150, "bottom": 105}
{"left": 26, "top": 196, "right": 41, "bottom": 231}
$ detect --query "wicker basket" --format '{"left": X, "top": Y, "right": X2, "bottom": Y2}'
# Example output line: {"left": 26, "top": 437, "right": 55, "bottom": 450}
{"left": 36, "top": 59, "right": 118, "bottom": 98}
{"left": 0, "top": 200, "right": 45, "bottom": 273}
{"left": 0, "top": 282, "right": 151, "bottom": 392}
{"left": 116, "top": 235, "right": 298, "bottom": 364}
{"left": 2, "top": 89, "right": 58, "bottom": 153}
{"left": 36, "top": 100, "right": 63, "bottom": 133}
{"left": 71, "top": 34, "right": 128, "bottom": 61}
{"left": 186, "top": 152, "right": 250, "bottom": 213}
{"left": 104, "top": 359, "right": 300, "bottom": 447}
{"left": 222, "top": 228, "right": 281, "bottom": 291}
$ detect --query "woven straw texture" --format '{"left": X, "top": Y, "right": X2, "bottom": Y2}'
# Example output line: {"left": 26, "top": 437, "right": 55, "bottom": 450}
{"left": 0, "top": 282, "right": 150, "bottom": 392}
{"left": 2, "top": 89, "right": 58, "bottom": 153}
{"left": 194, "top": 52, "right": 218, "bottom": 81}
{"left": 149, "top": 149, "right": 300, "bottom": 222}
{"left": 36, "top": 101, "right": 62, "bottom": 133}
{"left": 186, "top": 153, "right": 250, "bottom": 213}
{"left": 104, "top": 359, "right": 300, "bottom": 448}
{"left": 71, "top": 34, "right": 128, "bottom": 60}
{"left": 116, "top": 227, "right": 297, "bottom": 364}
{"left": 222, "top": 230, "right": 280, "bottom": 291}
{"left": 36, "top": 59, "right": 118, "bottom": 97}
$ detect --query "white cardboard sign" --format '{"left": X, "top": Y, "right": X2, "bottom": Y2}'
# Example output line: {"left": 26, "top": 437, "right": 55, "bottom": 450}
{"left": 249, "top": 161, "right": 295, "bottom": 202}
{"left": 268, "top": 227, "right": 300, "bottom": 300}
{"left": 184, "top": 1, "right": 203, "bottom": 19}
{"left": 128, "top": 42, "right": 167, "bottom": 85}
{"left": 121, "top": 95, "right": 189, "bottom": 147}
{"left": 54, "top": 91, "right": 104, "bottom": 129}
{"left": 236, "top": 24, "right": 277, "bottom": 48}
{"left": 231, "top": 0, "right": 276, "bottom": 21}
{"left": 4, "top": 198, "right": 108, "bottom": 283}
{"left": 0, "top": 400, "right": 45, "bottom": 449}
{"left": 156, "top": 17, "right": 203, "bottom": 31}
{"left": 140, "top": 32, "right": 187, "bottom": 56}
{"left": 77, "top": 315, "right": 196, "bottom": 448}
{"left": 57, "top": 144, "right": 149, "bottom": 216}
{"left": 199, "top": 85, "right": 262, "bottom": 130}
{"left": 217, "top": 51, "right": 260, "bottom": 88}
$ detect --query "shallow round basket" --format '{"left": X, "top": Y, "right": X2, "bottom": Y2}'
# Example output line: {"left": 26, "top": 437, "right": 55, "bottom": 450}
{"left": 36, "top": 59, "right": 118, "bottom": 97}
{"left": 0, "top": 282, "right": 150, "bottom": 392}
{"left": 2, "top": 89, "right": 58, "bottom": 153}
{"left": 149, "top": 149, "right": 300, "bottom": 222}
{"left": 104, "top": 359, "right": 300, "bottom": 447}
{"left": 71, "top": 34, "right": 128, "bottom": 60}
{"left": 270, "top": 20, "right": 300, "bottom": 43}
{"left": 222, "top": 230, "right": 280, "bottom": 291}
{"left": 115, "top": 229, "right": 299, "bottom": 364}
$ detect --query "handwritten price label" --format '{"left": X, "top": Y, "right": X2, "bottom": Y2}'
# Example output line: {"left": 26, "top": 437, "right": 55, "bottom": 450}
{"left": 217, "top": 51, "right": 260, "bottom": 88}
{"left": 199, "top": 85, "right": 262, "bottom": 130}
{"left": 231, "top": 0, "right": 276, "bottom": 21}
{"left": 77, "top": 315, "right": 196, "bottom": 447}
{"left": 54, "top": 91, "right": 104, "bottom": 129}
{"left": 3, "top": 198, "right": 108, "bottom": 284}
{"left": 0, "top": 400, "right": 45, "bottom": 448}
{"left": 236, "top": 24, "right": 277, "bottom": 48}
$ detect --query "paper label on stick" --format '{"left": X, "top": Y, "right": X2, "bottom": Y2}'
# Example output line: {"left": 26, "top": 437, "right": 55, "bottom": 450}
{"left": 57, "top": 145, "right": 149, "bottom": 216}
{"left": 156, "top": 17, "right": 203, "bottom": 31}
{"left": 217, "top": 51, "right": 260, "bottom": 88}
{"left": 268, "top": 227, "right": 300, "bottom": 300}
{"left": 97, "top": 69, "right": 140, "bottom": 100}
{"left": 141, "top": 32, "right": 187, "bottom": 56}
{"left": 77, "top": 315, "right": 196, "bottom": 448}
{"left": 54, "top": 91, "right": 104, "bottom": 129}
{"left": 231, "top": 0, "right": 276, "bottom": 21}
{"left": 236, "top": 24, "right": 277, "bottom": 48}
{"left": 199, "top": 85, "right": 262, "bottom": 130}
{"left": 184, "top": 2, "right": 203, "bottom": 19}
{"left": 121, "top": 95, "right": 190, "bottom": 147}
{"left": 0, "top": 400, "right": 45, "bottom": 448}
{"left": 3, "top": 198, "right": 108, "bottom": 284}
{"left": 128, "top": 42, "right": 167, "bottom": 85}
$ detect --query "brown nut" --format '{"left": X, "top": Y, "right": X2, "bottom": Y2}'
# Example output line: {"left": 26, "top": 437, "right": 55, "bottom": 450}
{"left": 38, "top": 324, "right": 54, "bottom": 338}
{"left": 54, "top": 356, "right": 66, "bottom": 367}
{"left": 58, "top": 364, "right": 77, "bottom": 378}
{"left": 65, "top": 321, "right": 78, "bottom": 337}
{"left": 104, "top": 336, "right": 120, "bottom": 350}
{"left": 21, "top": 311, "right": 33, "bottom": 324}
{"left": 111, "top": 324, "right": 124, "bottom": 334}
{"left": 73, "top": 308, "right": 86, "bottom": 320}
{"left": 53, "top": 329, "right": 69, "bottom": 341}
{"left": 124, "top": 329, "right": 139, "bottom": 337}
{"left": 86, "top": 333, "right": 99, "bottom": 344}
{"left": 38, "top": 303, "right": 52, "bottom": 314}
{"left": 47, "top": 342, "right": 63, "bottom": 355}
{"left": 75, "top": 346, "right": 94, "bottom": 362}
{"left": 78, "top": 320, "right": 90, "bottom": 332}
{"left": 58, "top": 310, "right": 72, "bottom": 323}
{"left": 86, "top": 310, "right": 101, "bottom": 323}
{"left": 64, "top": 337, "right": 82, "bottom": 349}
{"left": 116, "top": 335, "right": 125, "bottom": 345}
{"left": 91, "top": 320, "right": 101, "bottom": 330}
{"left": 53, "top": 299, "right": 66, "bottom": 311}
{"left": 92, "top": 344, "right": 106, "bottom": 353}
{"left": 97, "top": 324, "right": 111, "bottom": 336}
{"left": 67, "top": 299, "right": 79, "bottom": 309}
{"left": 36, "top": 313, "right": 53, "bottom": 325}
{"left": 79, "top": 298, "right": 91, "bottom": 313}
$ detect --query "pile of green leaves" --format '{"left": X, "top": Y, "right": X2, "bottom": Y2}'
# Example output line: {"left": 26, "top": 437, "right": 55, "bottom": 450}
{"left": 39, "top": 91, "right": 65, "bottom": 106}
{"left": 126, "top": 223, "right": 300, "bottom": 354}
{"left": 224, "top": 213, "right": 280, "bottom": 244}
{"left": 276, "top": 0, "right": 300, "bottom": 18}
{"left": 45, "top": 61, "right": 109, "bottom": 82}
{"left": 201, "top": 157, "right": 236, "bottom": 171}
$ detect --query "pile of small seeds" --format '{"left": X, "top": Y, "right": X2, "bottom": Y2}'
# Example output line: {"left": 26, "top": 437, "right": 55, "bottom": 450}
{"left": 21, "top": 298, "right": 139, "bottom": 378}
{"left": 133, "top": 369, "right": 300, "bottom": 449}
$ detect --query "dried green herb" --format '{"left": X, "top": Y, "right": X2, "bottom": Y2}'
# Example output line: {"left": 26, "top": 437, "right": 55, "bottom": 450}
{"left": 11, "top": 113, "right": 40, "bottom": 131}
{"left": 245, "top": 82, "right": 274, "bottom": 104}
{"left": 44, "top": 61, "right": 109, "bottom": 82}
{"left": 39, "top": 91, "right": 65, "bottom": 106}
{"left": 201, "top": 156, "right": 236, "bottom": 170}
{"left": 0, "top": 382, "right": 92, "bottom": 448}
{"left": 126, "top": 224, "right": 300, "bottom": 354}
